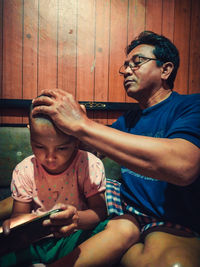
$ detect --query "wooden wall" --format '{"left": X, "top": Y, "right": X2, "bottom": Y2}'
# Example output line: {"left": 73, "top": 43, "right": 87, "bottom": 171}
{"left": 0, "top": 0, "right": 200, "bottom": 125}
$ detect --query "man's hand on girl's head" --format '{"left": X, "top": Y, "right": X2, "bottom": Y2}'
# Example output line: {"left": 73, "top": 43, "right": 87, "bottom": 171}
{"left": 32, "top": 89, "right": 88, "bottom": 138}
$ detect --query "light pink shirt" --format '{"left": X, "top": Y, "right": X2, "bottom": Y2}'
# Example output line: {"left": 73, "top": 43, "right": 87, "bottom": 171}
{"left": 11, "top": 150, "right": 106, "bottom": 215}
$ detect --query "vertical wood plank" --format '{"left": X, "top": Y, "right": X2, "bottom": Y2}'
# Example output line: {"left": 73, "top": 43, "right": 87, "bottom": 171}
{"left": 57, "top": 0, "right": 77, "bottom": 96}
{"left": 0, "top": 0, "right": 2, "bottom": 99}
{"left": 76, "top": 0, "right": 95, "bottom": 101}
{"left": 94, "top": 0, "right": 110, "bottom": 102}
{"left": 2, "top": 0, "right": 23, "bottom": 123}
{"left": 37, "top": 0, "right": 58, "bottom": 94}
{"left": 162, "top": 0, "right": 175, "bottom": 41}
{"left": 108, "top": 0, "right": 128, "bottom": 103}
{"left": 188, "top": 0, "right": 200, "bottom": 94}
{"left": 2, "top": 0, "right": 23, "bottom": 99}
{"left": 173, "top": 0, "right": 191, "bottom": 94}
{"left": 0, "top": 0, "right": 2, "bottom": 123}
{"left": 126, "top": 0, "right": 145, "bottom": 103}
{"left": 128, "top": 0, "right": 145, "bottom": 44}
{"left": 145, "top": 0, "right": 162, "bottom": 33}
{"left": 94, "top": 0, "right": 110, "bottom": 124}
{"left": 23, "top": 0, "right": 38, "bottom": 99}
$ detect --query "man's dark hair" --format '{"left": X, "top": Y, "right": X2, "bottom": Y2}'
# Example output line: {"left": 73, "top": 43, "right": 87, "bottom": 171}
{"left": 126, "top": 31, "right": 180, "bottom": 89}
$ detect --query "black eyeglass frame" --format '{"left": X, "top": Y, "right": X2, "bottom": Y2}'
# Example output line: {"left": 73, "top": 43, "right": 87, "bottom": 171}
{"left": 119, "top": 56, "right": 158, "bottom": 75}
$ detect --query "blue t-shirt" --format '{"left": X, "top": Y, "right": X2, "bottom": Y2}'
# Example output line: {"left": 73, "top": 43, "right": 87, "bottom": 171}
{"left": 112, "top": 92, "right": 200, "bottom": 234}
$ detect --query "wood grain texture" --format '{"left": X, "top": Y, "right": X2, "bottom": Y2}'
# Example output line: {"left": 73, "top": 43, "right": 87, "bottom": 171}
{"left": 57, "top": 0, "right": 77, "bottom": 95}
{"left": 0, "top": 0, "right": 200, "bottom": 124}
{"left": 145, "top": 0, "right": 162, "bottom": 33}
{"left": 188, "top": 0, "right": 200, "bottom": 94}
{"left": 162, "top": 0, "right": 175, "bottom": 41}
{"left": 76, "top": 0, "right": 95, "bottom": 101}
{"left": 173, "top": 0, "right": 191, "bottom": 94}
{"left": 108, "top": 0, "right": 128, "bottom": 102}
{"left": 23, "top": 0, "right": 38, "bottom": 99}
{"left": 37, "top": 0, "right": 58, "bottom": 94}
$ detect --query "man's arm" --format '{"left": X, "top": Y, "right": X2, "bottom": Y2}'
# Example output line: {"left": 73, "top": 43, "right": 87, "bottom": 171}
{"left": 32, "top": 89, "right": 200, "bottom": 186}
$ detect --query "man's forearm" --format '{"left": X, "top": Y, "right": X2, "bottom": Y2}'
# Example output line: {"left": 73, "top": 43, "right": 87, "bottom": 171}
{"left": 78, "top": 119, "right": 200, "bottom": 186}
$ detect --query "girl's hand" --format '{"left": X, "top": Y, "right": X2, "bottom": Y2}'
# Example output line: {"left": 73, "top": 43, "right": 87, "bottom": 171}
{"left": 43, "top": 203, "right": 79, "bottom": 238}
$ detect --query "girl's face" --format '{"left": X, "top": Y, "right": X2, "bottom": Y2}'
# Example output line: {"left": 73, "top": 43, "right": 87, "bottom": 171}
{"left": 30, "top": 120, "right": 78, "bottom": 175}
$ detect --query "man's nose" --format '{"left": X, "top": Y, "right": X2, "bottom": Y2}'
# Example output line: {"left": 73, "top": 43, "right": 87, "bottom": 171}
{"left": 124, "top": 66, "right": 133, "bottom": 77}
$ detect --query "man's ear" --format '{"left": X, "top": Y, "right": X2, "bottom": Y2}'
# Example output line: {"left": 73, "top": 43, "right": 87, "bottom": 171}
{"left": 161, "top": 62, "right": 174, "bottom": 80}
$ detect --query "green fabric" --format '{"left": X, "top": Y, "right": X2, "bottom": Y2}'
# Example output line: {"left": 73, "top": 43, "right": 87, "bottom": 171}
{"left": 0, "top": 127, "right": 32, "bottom": 187}
{"left": 0, "top": 218, "right": 110, "bottom": 267}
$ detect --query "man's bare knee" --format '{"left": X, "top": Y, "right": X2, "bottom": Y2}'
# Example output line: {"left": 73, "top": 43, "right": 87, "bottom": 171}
{"left": 157, "top": 246, "right": 200, "bottom": 267}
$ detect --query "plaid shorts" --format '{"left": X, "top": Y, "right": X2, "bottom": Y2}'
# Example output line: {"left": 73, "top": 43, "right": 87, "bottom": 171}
{"left": 106, "top": 178, "right": 199, "bottom": 238}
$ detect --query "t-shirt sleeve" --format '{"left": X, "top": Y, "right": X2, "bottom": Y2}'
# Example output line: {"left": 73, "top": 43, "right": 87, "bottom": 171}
{"left": 79, "top": 152, "right": 106, "bottom": 198}
{"left": 166, "top": 99, "right": 200, "bottom": 148}
{"left": 111, "top": 116, "right": 124, "bottom": 130}
{"left": 11, "top": 160, "right": 33, "bottom": 203}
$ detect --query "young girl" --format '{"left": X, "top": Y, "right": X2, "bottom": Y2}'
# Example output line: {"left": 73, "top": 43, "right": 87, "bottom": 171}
{"left": 1, "top": 107, "right": 139, "bottom": 267}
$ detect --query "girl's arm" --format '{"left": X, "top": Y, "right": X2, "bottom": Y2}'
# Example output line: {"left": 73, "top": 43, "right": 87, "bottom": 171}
{"left": 77, "top": 192, "right": 107, "bottom": 229}
{"left": 11, "top": 199, "right": 32, "bottom": 217}
{"left": 3, "top": 200, "right": 35, "bottom": 234}
{"left": 43, "top": 192, "right": 107, "bottom": 237}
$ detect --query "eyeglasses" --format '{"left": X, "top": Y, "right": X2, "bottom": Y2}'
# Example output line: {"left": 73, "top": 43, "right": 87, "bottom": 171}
{"left": 119, "top": 55, "right": 157, "bottom": 75}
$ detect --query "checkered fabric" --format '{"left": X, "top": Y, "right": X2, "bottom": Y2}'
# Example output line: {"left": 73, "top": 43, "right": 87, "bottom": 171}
{"left": 106, "top": 178, "right": 124, "bottom": 216}
{"left": 105, "top": 178, "right": 199, "bottom": 237}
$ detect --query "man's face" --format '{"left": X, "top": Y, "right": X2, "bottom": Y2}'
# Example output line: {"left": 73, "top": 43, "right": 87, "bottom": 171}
{"left": 123, "top": 44, "right": 162, "bottom": 100}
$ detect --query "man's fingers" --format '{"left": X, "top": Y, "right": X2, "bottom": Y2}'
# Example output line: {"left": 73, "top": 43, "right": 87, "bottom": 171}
{"left": 32, "top": 95, "right": 54, "bottom": 107}
{"left": 80, "top": 104, "right": 86, "bottom": 113}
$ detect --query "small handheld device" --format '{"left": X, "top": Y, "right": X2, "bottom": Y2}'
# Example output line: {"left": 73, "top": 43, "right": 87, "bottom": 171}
{"left": 0, "top": 208, "right": 61, "bottom": 256}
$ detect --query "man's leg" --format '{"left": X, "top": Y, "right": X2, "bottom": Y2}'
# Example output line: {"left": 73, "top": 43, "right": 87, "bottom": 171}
{"left": 48, "top": 214, "right": 140, "bottom": 267}
{"left": 120, "top": 231, "right": 200, "bottom": 267}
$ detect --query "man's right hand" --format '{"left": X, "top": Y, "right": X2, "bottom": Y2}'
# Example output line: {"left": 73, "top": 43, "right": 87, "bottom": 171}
{"left": 32, "top": 89, "right": 89, "bottom": 137}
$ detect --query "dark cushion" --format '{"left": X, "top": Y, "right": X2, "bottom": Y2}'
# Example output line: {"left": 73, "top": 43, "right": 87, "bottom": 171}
{"left": 0, "top": 127, "right": 32, "bottom": 187}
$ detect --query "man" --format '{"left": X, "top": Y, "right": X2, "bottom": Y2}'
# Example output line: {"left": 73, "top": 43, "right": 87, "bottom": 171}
{"left": 32, "top": 31, "right": 200, "bottom": 267}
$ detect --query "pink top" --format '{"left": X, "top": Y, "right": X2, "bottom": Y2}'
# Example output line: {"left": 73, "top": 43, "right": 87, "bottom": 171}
{"left": 11, "top": 150, "right": 106, "bottom": 215}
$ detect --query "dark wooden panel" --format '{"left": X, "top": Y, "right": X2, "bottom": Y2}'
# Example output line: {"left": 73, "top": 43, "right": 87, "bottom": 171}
{"left": 173, "top": 0, "right": 191, "bottom": 94}
{"left": 145, "top": 0, "right": 162, "bottom": 33}
{"left": 108, "top": 0, "right": 128, "bottom": 102}
{"left": 126, "top": 0, "right": 145, "bottom": 103}
{"left": 2, "top": 0, "right": 23, "bottom": 99}
{"left": 57, "top": 0, "right": 77, "bottom": 95}
{"left": 162, "top": 0, "right": 175, "bottom": 41}
{"left": 0, "top": 0, "right": 2, "bottom": 99}
{"left": 2, "top": 0, "right": 23, "bottom": 123}
{"left": 128, "top": 0, "right": 145, "bottom": 44}
{"left": 188, "top": 0, "right": 200, "bottom": 94}
{"left": 94, "top": 0, "right": 110, "bottom": 124}
{"left": 23, "top": 0, "right": 38, "bottom": 99}
{"left": 0, "top": 0, "right": 2, "bottom": 123}
{"left": 76, "top": 0, "right": 95, "bottom": 101}
{"left": 37, "top": 0, "right": 58, "bottom": 94}
{"left": 1, "top": 0, "right": 200, "bottom": 125}
{"left": 94, "top": 0, "right": 110, "bottom": 102}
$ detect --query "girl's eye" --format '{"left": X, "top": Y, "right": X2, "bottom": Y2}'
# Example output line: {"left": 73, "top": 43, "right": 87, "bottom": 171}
{"left": 58, "top": 147, "right": 68, "bottom": 151}
{"left": 35, "top": 145, "right": 44, "bottom": 149}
